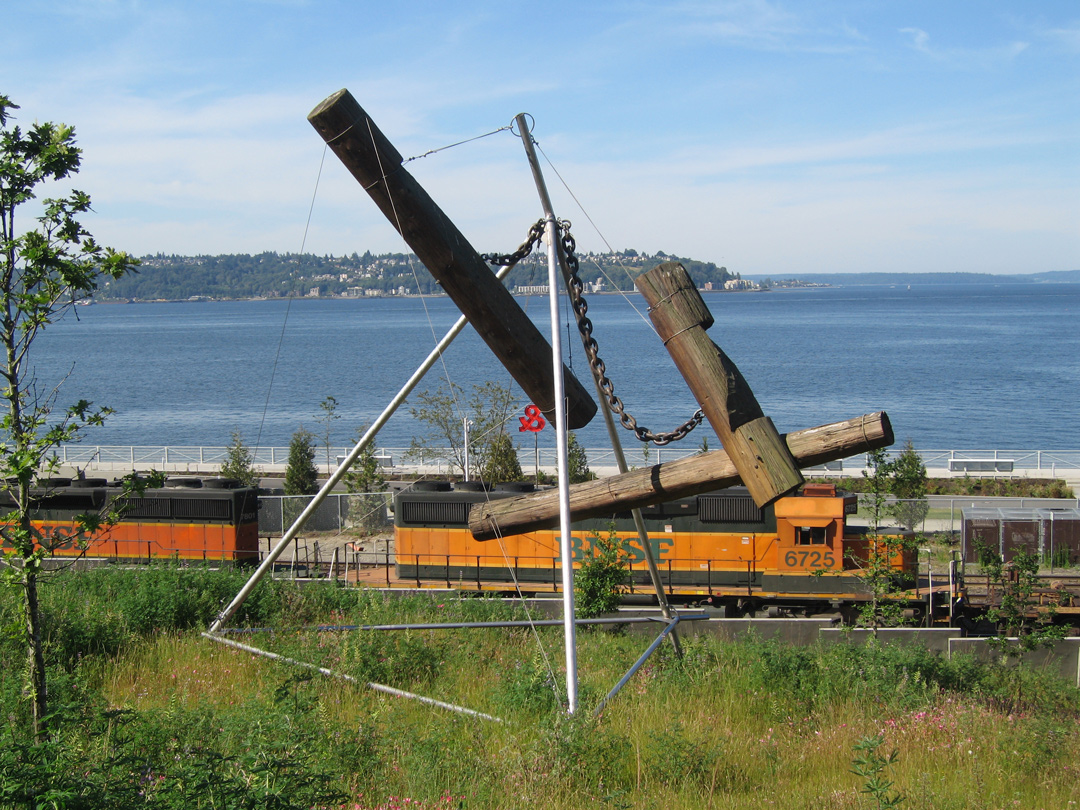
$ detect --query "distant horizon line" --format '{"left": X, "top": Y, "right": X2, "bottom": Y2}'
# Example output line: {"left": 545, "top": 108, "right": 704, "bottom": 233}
{"left": 131, "top": 251, "right": 1077, "bottom": 279}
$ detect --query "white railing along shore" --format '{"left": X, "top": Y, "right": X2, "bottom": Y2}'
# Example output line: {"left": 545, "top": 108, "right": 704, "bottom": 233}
{"left": 44, "top": 445, "right": 1080, "bottom": 479}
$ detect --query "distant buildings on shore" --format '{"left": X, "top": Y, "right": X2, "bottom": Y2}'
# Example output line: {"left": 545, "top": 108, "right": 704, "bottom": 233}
{"left": 110, "top": 249, "right": 838, "bottom": 302}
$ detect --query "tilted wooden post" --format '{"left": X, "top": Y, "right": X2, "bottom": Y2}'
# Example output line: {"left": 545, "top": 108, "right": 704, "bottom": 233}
{"left": 307, "top": 89, "right": 596, "bottom": 430}
{"left": 470, "top": 412, "right": 892, "bottom": 540}
{"left": 635, "top": 262, "right": 802, "bottom": 506}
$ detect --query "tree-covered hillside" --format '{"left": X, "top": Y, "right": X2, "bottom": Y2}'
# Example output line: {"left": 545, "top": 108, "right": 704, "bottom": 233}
{"left": 97, "top": 250, "right": 735, "bottom": 301}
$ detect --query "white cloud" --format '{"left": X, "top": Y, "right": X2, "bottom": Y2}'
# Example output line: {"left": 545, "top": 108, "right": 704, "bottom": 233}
{"left": 1040, "top": 22, "right": 1080, "bottom": 52}
{"left": 900, "top": 27, "right": 930, "bottom": 53}
{"left": 609, "top": 0, "right": 866, "bottom": 53}
{"left": 899, "top": 25, "right": 1029, "bottom": 67}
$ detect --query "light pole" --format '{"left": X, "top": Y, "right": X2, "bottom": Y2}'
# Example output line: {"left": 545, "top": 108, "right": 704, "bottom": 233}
{"left": 463, "top": 417, "right": 471, "bottom": 482}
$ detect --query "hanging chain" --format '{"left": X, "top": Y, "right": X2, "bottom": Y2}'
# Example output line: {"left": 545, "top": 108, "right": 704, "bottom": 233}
{"left": 484, "top": 220, "right": 704, "bottom": 446}
{"left": 480, "top": 219, "right": 547, "bottom": 268}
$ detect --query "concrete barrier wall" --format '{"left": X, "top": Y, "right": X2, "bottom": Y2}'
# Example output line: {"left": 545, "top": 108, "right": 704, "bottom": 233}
{"left": 948, "top": 637, "right": 1080, "bottom": 685}
{"left": 819, "top": 627, "right": 962, "bottom": 655}
{"left": 655, "top": 616, "right": 1080, "bottom": 686}
{"left": 379, "top": 596, "right": 1080, "bottom": 686}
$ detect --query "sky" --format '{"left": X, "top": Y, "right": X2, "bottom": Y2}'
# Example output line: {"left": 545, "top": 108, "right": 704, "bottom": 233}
{"left": 4, "top": 0, "right": 1078, "bottom": 276}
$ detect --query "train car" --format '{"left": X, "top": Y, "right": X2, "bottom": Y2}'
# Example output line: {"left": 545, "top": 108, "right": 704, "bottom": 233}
{"left": 0, "top": 477, "right": 260, "bottom": 562}
{"left": 393, "top": 481, "right": 918, "bottom": 615}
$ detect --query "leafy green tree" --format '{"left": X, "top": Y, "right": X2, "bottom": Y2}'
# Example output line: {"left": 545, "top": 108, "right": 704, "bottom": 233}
{"left": 889, "top": 439, "right": 929, "bottom": 531}
{"left": 0, "top": 95, "right": 149, "bottom": 738}
{"left": 482, "top": 431, "right": 523, "bottom": 483}
{"left": 343, "top": 427, "right": 388, "bottom": 534}
{"left": 344, "top": 426, "right": 386, "bottom": 494}
{"left": 975, "top": 541, "right": 1070, "bottom": 711}
{"left": 850, "top": 449, "right": 912, "bottom": 636}
{"left": 565, "top": 432, "right": 595, "bottom": 484}
{"left": 284, "top": 427, "right": 319, "bottom": 495}
{"left": 977, "top": 542, "right": 1069, "bottom": 657}
{"left": 406, "top": 380, "right": 519, "bottom": 479}
{"left": 219, "top": 429, "right": 260, "bottom": 487}
{"left": 575, "top": 525, "right": 629, "bottom": 619}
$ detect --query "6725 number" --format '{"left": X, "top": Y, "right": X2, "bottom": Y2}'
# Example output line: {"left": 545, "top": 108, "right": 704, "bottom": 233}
{"left": 784, "top": 550, "right": 835, "bottom": 568}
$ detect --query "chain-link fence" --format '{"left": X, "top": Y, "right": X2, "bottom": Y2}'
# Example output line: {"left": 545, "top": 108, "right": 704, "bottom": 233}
{"left": 853, "top": 495, "right": 1080, "bottom": 538}
{"left": 258, "top": 492, "right": 393, "bottom": 537}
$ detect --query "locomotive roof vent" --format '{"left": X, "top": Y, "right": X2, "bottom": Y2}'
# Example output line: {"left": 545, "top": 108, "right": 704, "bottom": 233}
{"left": 202, "top": 477, "right": 243, "bottom": 489}
{"left": 411, "top": 481, "right": 452, "bottom": 492}
{"left": 454, "top": 481, "right": 491, "bottom": 492}
{"left": 495, "top": 482, "right": 534, "bottom": 493}
{"left": 35, "top": 477, "right": 72, "bottom": 488}
{"left": 164, "top": 477, "right": 203, "bottom": 488}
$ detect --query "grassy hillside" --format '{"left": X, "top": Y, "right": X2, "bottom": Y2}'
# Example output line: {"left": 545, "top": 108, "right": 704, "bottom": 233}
{"left": 2, "top": 567, "right": 1079, "bottom": 808}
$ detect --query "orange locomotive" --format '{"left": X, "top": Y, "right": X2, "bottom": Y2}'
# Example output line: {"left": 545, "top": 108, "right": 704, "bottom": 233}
{"left": 1, "top": 477, "right": 260, "bottom": 562}
{"left": 394, "top": 481, "right": 916, "bottom": 615}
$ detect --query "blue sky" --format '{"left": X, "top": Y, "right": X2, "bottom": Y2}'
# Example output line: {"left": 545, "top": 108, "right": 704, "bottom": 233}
{"left": 4, "top": 0, "right": 1077, "bottom": 275}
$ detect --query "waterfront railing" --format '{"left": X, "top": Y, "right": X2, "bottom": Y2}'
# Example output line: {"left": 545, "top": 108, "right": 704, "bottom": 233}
{"left": 45, "top": 445, "right": 1080, "bottom": 477}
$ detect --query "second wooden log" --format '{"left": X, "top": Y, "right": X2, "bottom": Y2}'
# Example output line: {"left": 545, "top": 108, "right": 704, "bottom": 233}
{"left": 636, "top": 262, "right": 803, "bottom": 506}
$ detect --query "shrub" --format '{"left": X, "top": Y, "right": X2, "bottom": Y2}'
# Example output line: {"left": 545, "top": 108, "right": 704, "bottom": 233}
{"left": 574, "top": 526, "right": 628, "bottom": 619}
{"left": 219, "top": 429, "right": 261, "bottom": 487}
{"left": 284, "top": 427, "right": 319, "bottom": 495}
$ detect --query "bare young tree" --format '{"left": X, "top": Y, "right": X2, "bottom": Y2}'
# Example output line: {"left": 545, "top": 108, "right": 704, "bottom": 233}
{"left": 406, "top": 380, "right": 519, "bottom": 479}
{"left": 317, "top": 395, "right": 340, "bottom": 473}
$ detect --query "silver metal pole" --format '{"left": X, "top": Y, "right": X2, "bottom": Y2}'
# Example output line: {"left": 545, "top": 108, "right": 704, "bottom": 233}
{"left": 515, "top": 113, "right": 578, "bottom": 714}
{"left": 548, "top": 212, "right": 578, "bottom": 714}
{"left": 463, "top": 417, "right": 471, "bottom": 482}
{"left": 512, "top": 113, "right": 682, "bottom": 657}
{"left": 922, "top": 547, "right": 933, "bottom": 626}
{"left": 593, "top": 616, "right": 683, "bottom": 716}
{"left": 202, "top": 633, "right": 502, "bottom": 722}
{"left": 208, "top": 262, "right": 516, "bottom": 634}
{"left": 587, "top": 377, "right": 683, "bottom": 656}
{"left": 218, "top": 614, "right": 708, "bottom": 634}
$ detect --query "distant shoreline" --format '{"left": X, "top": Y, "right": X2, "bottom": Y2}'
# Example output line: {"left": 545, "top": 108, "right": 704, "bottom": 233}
{"left": 86, "top": 275, "right": 1079, "bottom": 306}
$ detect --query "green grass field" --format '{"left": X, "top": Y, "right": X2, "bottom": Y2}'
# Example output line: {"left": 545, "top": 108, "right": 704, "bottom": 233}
{"left": 2, "top": 567, "right": 1079, "bottom": 809}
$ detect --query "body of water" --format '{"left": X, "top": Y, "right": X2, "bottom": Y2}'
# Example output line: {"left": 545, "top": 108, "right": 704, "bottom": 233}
{"left": 33, "top": 281, "right": 1079, "bottom": 453}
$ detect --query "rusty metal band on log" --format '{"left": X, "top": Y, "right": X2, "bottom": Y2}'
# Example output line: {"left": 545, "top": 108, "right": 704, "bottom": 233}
{"left": 469, "top": 411, "right": 893, "bottom": 540}
{"left": 635, "top": 262, "right": 803, "bottom": 506}
{"left": 307, "top": 89, "right": 596, "bottom": 429}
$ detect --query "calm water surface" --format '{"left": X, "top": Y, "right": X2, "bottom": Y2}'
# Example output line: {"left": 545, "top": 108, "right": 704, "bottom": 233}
{"left": 33, "top": 282, "right": 1080, "bottom": 452}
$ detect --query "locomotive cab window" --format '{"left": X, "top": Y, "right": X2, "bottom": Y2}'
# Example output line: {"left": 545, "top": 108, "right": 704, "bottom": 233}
{"left": 797, "top": 525, "right": 829, "bottom": 545}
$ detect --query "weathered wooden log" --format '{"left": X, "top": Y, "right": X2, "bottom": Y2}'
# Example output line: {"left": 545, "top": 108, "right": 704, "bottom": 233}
{"left": 635, "top": 262, "right": 803, "bottom": 505}
{"left": 308, "top": 89, "right": 596, "bottom": 429}
{"left": 469, "top": 411, "right": 892, "bottom": 540}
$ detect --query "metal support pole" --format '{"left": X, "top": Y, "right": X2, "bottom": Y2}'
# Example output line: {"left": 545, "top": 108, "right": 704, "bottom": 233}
{"left": 593, "top": 616, "right": 684, "bottom": 716}
{"left": 463, "top": 417, "right": 471, "bottom": 482}
{"left": 515, "top": 113, "right": 577, "bottom": 712}
{"left": 219, "top": 614, "right": 709, "bottom": 634}
{"left": 203, "top": 633, "right": 502, "bottom": 722}
{"left": 208, "top": 262, "right": 516, "bottom": 634}
{"left": 514, "top": 113, "right": 681, "bottom": 661}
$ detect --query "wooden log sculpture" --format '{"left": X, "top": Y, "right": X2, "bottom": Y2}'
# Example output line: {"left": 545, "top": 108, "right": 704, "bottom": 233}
{"left": 636, "top": 262, "right": 803, "bottom": 506}
{"left": 470, "top": 411, "right": 892, "bottom": 540}
{"left": 308, "top": 89, "right": 597, "bottom": 429}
